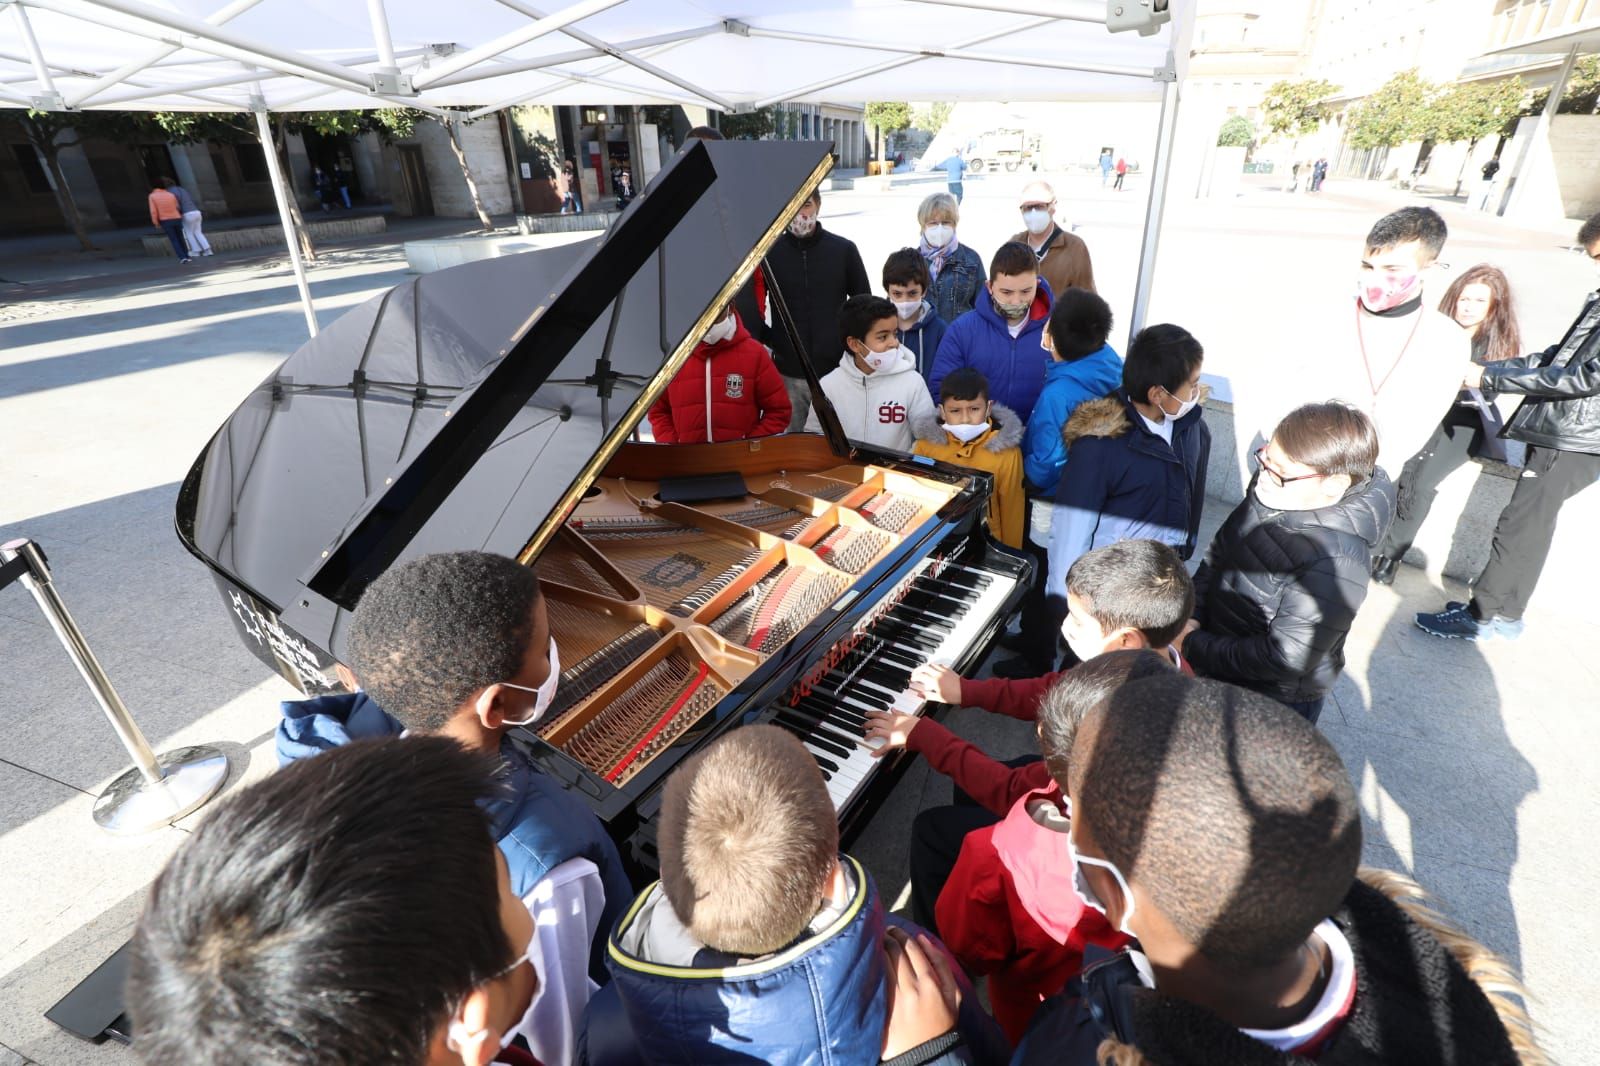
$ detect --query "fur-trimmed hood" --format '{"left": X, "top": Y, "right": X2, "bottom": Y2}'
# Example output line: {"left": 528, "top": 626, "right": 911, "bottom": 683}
{"left": 1062, "top": 386, "right": 1212, "bottom": 447}
{"left": 910, "top": 401, "right": 1024, "bottom": 453}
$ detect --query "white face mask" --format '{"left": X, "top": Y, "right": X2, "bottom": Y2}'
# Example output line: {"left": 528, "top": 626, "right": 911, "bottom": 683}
{"left": 789, "top": 214, "right": 818, "bottom": 238}
{"left": 1067, "top": 833, "right": 1139, "bottom": 938}
{"left": 446, "top": 922, "right": 541, "bottom": 1055}
{"left": 1158, "top": 384, "right": 1200, "bottom": 421}
{"left": 893, "top": 299, "right": 923, "bottom": 320}
{"left": 498, "top": 638, "right": 560, "bottom": 727}
{"left": 923, "top": 223, "right": 954, "bottom": 249}
{"left": 1022, "top": 207, "right": 1053, "bottom": 235}
{"left": 862, "top": 343, "right": 910, "bottom": 373}
{"left": 701, "top": 314, "right": 736, "bottom": 347}
{"left": 1060, "top": 614, "right": 1109, "bottom": 666}
{"left": 942, "top": 421, "right": 988, "bottom": 443}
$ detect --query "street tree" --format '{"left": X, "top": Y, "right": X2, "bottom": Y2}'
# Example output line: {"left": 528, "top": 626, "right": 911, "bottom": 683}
{"left": 18, "top": 110, "right": 159, "bottom": 252}
{"left": 1424, "top": 77, "right": 1526, "bottom": 194}
{"left": 1216, "top": 115, "right": 1255, "bottom": 148}
{"left": 1260, "top": 78, "right": 1341, "bottom": 140}
{"left": 1525, "top": 55, "right": 1600, "bottom": 116}
{"left": 865, "top": 101, "right": 912, "bottom": 161}
{"left": 913, "top": 102, "right": 952, "bottom": 136}
{"left": 720, "top": 106, "right": 776, "bottom": 140}
{"left": 1346, "top": 69, "right": 1435, "bottom": 152}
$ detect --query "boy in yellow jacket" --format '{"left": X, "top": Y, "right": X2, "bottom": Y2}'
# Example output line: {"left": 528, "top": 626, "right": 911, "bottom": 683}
{"left": 912, "top": 367, "right": 1026, "bottom": 548}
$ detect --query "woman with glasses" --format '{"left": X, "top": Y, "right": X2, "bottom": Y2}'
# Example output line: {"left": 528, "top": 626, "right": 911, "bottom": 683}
{"left": 1371, "top": 263, "right": 1523, "bottom": 584}
{"left": 1173, "top": 402, "right": 1395, "bottom": 725}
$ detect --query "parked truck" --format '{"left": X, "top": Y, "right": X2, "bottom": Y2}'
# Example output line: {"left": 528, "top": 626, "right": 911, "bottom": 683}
{"left": 965, "top": 128, "right": 1038, "bottom": 173}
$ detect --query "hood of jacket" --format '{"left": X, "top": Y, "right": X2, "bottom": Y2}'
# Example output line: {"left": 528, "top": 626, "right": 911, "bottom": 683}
{"left": 833, "top": 343, "right": 920, "bottom": 383}
{"left": 275, "top": 690, "right": 402, "bottom": 765}
{"left": 1062, "top": 390, "right": 1209, "bottom": 448}
{"left": 1075, "top": 869, "right": 1540, "bottom": 1066}
{"left": 990, "top": 782, "right": 1123, "bottom": 948}
{"left": 605, "top": 854, "right": 888, "bottom": 1065}
{"left": 909, "top": 401, "right": 1025, "bottom": 453}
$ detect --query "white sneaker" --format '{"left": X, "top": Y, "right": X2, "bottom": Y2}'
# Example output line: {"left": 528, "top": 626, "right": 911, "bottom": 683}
{"left": 201, "top": 249, "right": 214, "bottom": 256}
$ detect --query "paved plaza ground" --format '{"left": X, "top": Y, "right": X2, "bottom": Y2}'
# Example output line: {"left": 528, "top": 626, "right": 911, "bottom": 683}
{"left": 2, "top": 170, "right": 1597, "bottom": 1064}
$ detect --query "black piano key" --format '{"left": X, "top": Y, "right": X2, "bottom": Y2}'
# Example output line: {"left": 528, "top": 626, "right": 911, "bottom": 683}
{"left": 775, "top": 710, "right": 854, "bottom": 759}
{"left": 785, "top": 699, "right": 875, "bottom": 750}
{"left": 872, "top": 620, "right": 943, "bottom": 650}
{"left": 796, "top": 695, "right": 871, "bottom": 727}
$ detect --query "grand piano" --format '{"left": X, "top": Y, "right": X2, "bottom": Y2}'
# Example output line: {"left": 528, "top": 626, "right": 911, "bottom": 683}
{"left": 175, "top": 139, "right": 1030, "bottom": 867}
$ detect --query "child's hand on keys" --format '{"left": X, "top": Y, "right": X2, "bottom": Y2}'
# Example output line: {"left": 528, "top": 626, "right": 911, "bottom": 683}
{"left": 863, "top": 709, "right": 921, "bottom": 758}
{"left": 909, "top": 663, "right": 961, "bottom": 704}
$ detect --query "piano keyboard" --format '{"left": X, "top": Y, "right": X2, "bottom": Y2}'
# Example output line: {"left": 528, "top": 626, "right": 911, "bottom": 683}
{"left": 769, "top": 558, "right": 1019, "bottom": 813}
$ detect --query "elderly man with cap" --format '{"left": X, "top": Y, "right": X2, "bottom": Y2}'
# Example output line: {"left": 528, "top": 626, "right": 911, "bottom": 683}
{"left": 1011, "top": 180, "right": 1096, "bottom": 299}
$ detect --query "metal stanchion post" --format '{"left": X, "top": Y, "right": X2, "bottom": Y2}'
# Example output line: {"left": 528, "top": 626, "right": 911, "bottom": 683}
{"left": 0, "top": 539, "right": 228, "bottom": 834}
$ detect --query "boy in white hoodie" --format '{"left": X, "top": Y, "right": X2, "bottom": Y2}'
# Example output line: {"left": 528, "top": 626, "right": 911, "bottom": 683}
{"left": 804, "top": 294, "right": 937, "bottom": 452}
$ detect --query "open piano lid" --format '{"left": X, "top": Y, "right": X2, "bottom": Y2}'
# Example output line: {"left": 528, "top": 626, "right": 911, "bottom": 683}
{"left": 176, "top": 140, "right": 842, "bottom": 661}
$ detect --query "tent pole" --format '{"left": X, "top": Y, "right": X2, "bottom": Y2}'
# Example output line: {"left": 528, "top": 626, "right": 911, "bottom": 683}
{"left": 12, "top": 4, "right": 60, "bottom": 100}
{"left": 367, "top": 0, "right": 400, "bottom": 73}
{"left": 253, "top": 107, "right": 318, "bottom": 338}
{"left": 1129, "top": 68, "right": 1180, "bottom": 342}
{"left": 67, "top": 0, "right": 266, "bottom": 107}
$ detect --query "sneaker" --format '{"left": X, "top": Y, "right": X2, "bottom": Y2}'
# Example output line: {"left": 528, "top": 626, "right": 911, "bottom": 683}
{"left": 180, "top": 257, "right": 192, "bottom": 264}
{"left": 201, "top": 249, "right": 214, "bottom": 256}
{"left": 1415, "top": 604, "right": 1524, "bottom": 642}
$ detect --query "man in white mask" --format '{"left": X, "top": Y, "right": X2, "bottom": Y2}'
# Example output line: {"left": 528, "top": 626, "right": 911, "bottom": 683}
{"left": 1010, "top": 181, "right": 1096, "bottom": 301}
{"left": 128, "top": 735, "right": 558, "bottom": 1066}
{"left": 272, "top": 551, "right": 634, "bottom": 1062}
{"left": 805, "top": 294, "right": 936, "bottom": 451}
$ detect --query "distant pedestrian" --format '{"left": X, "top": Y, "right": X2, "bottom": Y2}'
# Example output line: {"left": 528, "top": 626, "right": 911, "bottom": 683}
{"left": 1290, "top": 160, "right": 1302, "bottom": 193}
{"left": 160, "top": 177, "right": 211, "bottom": 258}
{"left": 1476, "top": 157, "right": 1501, "bottom": 213}
{"left": 312, "top": 166, "right": 335, "bottom": 213}
{"left": 148, "top": 180, "right": 189, "bottom": 263}
{"left": 333, "top": 164, "right": 352, "bottom": 209}
{"left": 1098, "top": 149, "right": 1113, "bottom": 186}
{"left": 1113, "top": 156, "right": 1127, "bottom": 191}
{"left": 1312, "top": 158, "right": 1329, "bottom": 192}
{"left": 561, "top": 158, "right": 582, "bottom": 214}
{"left": 940, "top": 149, "right": 967, "bottom": 203}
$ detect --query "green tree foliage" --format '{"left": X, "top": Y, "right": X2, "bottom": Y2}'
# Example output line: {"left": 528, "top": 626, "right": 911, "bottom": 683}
{"left": 1525, "top": 55, "right": 1600, "bottom": 116}
{"left": 865, "top": 101, "right": 912, "bottom": 160}
{"left": 18, "top": 110, "right": 161, "bottom": 251}
{"left": 720, "top": 107, "right": 776, "bottom": 140}
{"left": 913, "top": 102, "right": 953, "bottom": 136}
{"left": 1216, "top": 115, "right": 1255, "bottom": 148}
{"left": 1260, "top": 78, "right": 1340, "bottom": 139}
{"left": 1423, "top": 78, "right": 1526, "bottom": 194}
{"left": 1346, "top": 69, "right": 1434, "bottom": 150}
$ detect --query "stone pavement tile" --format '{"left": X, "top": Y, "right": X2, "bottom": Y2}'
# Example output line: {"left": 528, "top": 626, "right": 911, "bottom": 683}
{"left": 0, "top": 1042, "right": 34, "bottom": 1065}
{"left": 1319, "top": 720, "right": 1522, "bottom": 873}
{"left": 0, "top": 888, "right": 141, "bottom": 1066}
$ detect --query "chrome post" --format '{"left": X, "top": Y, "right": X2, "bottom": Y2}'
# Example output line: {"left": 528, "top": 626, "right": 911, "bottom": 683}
{"left": 1, "top": 538, "right": 229, "bottom": 834}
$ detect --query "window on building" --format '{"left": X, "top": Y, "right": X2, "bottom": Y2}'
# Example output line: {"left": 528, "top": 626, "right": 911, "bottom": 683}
{"left": 235, "top": 142, "right": 270, "bottom": 183}
{"left": 11, "top": 143, "right": 51, "bottom": 194}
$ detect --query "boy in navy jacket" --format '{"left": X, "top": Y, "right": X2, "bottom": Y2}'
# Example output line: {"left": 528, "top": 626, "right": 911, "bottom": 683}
{"left": 1048, "top": 324, "right": 1210, "bottom": 607}
{"left": 275, "top": 551, "right": 633, "bottom": 1065}
{"left": 884, "top": 246, "right": 949, "bottom": 379}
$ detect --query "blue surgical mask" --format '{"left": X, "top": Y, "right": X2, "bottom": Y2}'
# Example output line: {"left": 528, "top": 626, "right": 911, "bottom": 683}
{"left": 1067, "top": 832, "right": 1139, "bottom": 938}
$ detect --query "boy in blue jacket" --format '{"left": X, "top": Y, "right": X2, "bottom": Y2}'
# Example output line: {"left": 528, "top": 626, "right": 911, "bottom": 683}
{"left": 1048, "top": 324, "right": 1210, "bottom": 610}
{"left": 275, "top": 551, "right": 634, "bottom": 1063}
{"left": 884, "top": 246, "right": 949, "bottom": 379}
{"left": 929, "top": 242, "right": 1054, "bottom": 422}
{"left": 582, "top": 725, "right": 1008, "bottom": 1066}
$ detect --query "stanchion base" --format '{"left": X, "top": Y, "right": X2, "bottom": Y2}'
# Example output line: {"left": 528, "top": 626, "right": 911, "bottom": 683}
{"left": 92, "top": 746, "right": 230, "bottom": 835}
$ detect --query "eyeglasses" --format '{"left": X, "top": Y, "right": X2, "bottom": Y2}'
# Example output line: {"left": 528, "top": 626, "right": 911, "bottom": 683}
{"left": 1252, "top": 447, "right": 1326, "bottom": 489}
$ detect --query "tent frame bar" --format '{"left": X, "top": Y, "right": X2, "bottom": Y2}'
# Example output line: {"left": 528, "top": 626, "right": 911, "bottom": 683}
{"left": 83, "top": 46, "right": 430, "bottom": 108}
{"left": 253, "top": 103, "right": 318, "bottom": 339}
{"left": 487, "top": 0, "right": 732, "bottom": 109}
{"left": 11, "top": 1, "right": 63, "bottom": 108}
{"left": 409, "top": 0, "right": 626, "bottom": 89}
{"left": 65, "top": 0, "right": 264, "bottom": 107}
{"left": 1129, "top": 59, "right": 1180, "bottom": 340}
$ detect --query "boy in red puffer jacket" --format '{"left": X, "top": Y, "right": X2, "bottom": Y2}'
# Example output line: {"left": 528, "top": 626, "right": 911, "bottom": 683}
{"left": 648, "top": 305, "right": 791, "bottom": 443}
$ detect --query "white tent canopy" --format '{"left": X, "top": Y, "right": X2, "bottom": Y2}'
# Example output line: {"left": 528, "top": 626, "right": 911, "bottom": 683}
{"left": 2, "top": 0, "right": 1188, "bottom": 114}
{"left": 1, "top": 0, "right": 1191, "bottom": 339}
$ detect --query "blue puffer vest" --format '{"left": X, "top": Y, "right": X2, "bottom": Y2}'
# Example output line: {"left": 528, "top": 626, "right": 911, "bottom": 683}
{"left": 596, "top": 855, "right": 889, "bottom": 1065}
{"left": 275, "top": 691, "right": 634, "bottom": 983}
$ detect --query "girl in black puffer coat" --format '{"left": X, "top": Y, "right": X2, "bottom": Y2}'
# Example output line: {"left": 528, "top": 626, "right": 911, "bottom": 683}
{"left": 1178, "top": 403, "right": 1395, "bottom": 724}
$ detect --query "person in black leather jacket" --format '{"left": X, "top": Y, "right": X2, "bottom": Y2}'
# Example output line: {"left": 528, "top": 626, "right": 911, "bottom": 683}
{"left": 1417, "top": 212, "right": 1600, "bottom": 641}
{"left": 1176, "top": 403, "right": 1394, "bottom": 724}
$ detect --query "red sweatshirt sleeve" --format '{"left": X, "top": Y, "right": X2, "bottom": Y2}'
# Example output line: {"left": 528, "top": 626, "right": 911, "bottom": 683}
{"left": 956, "top": 669, "right": 1068, "bottom": 721}
{"left": 647, "top": 392, "right": 678, "bottom": 443}
{"left": 751, "top": 347, "right": 792, "bottom": 437}
{"left": 906, "top": 716, "right": 1053, "bottom": 817}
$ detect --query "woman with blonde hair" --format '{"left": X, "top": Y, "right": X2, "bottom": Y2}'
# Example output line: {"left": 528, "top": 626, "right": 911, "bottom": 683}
{"left": 1372, "top": 263, "right": 1524, "bottom": 584}
{"left": 916, "top": 191, "right": 985, "bottom": 325}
